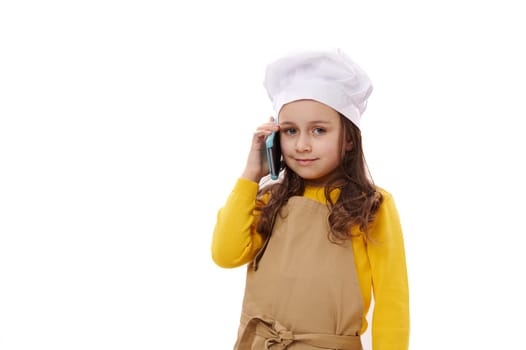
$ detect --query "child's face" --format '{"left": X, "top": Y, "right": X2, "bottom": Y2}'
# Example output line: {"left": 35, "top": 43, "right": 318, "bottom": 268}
{"left": 278, "top": 99, "right": 351, "bottom": 186}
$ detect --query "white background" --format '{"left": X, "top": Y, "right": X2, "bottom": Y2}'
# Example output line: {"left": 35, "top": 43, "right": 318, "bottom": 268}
{"left": 1, "top": 0, "right": 525, "bottom": 349}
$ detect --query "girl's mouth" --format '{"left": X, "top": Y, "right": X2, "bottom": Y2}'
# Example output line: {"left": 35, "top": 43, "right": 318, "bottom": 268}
{"left": 295, "top": 158, "right": 317, "bottom": 166}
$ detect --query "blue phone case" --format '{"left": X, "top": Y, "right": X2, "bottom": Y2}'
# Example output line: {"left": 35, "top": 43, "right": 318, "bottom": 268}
{"left": 265, "top": 130, "right": 281, "bottom": 180}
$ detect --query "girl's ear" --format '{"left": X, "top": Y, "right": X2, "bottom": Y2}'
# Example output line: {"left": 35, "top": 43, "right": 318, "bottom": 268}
{"left": 345, "top": 140, "right": 353, "bottom": 151}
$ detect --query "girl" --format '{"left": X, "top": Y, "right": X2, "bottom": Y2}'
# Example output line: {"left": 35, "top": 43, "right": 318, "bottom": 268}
{"left": 211, "top": 49, "right": 410, "bottom": 350}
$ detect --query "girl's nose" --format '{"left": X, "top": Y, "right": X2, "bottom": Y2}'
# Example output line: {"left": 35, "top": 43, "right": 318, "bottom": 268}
{"left": 295, "top": 135, "right": 311, "bottom": 152}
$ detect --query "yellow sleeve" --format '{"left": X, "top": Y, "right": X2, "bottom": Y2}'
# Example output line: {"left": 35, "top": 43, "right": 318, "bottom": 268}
{"left": 211, "top": 178, "right": 265, "bottom": 268}
{"left": 368, "top": 191, "right": 410, "bottom": 350}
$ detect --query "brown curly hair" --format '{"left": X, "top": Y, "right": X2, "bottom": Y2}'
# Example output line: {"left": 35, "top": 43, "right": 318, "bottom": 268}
{"left": 255, "top": 114, "right": 383, "bottom": 243}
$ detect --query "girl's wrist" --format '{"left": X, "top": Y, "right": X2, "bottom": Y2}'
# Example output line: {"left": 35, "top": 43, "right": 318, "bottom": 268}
{"left": 240, "top": 169, "right": 261, "bottom": 183}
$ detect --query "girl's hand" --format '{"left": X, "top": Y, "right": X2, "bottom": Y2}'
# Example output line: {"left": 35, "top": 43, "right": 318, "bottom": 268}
{"left": 241, "top": 117, "right": 279, "bottom": 182}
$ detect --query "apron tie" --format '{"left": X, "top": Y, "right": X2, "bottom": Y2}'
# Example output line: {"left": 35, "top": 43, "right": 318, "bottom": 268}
{"left": 237, "top": 314, "right": 362, "bottom": 350}
{"left": 259, "top": 319, "right": 293, "bottom": 349}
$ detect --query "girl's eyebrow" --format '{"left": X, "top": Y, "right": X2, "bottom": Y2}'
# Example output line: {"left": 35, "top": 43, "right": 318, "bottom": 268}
{"left": 280, "top": 120, "right": 332, "bottom": 126}
{"left": 310, "top": 120, "right": 332, "bottom": 125}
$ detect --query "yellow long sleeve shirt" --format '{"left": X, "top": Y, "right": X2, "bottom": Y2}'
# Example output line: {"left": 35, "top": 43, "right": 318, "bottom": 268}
{"left": 211, "top": 178, "right": 410, "bottom": 350}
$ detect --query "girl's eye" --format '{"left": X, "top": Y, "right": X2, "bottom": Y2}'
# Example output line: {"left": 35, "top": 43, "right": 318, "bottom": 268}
{"left": 283, "top": 128, "right": 297, "bottom": 135}
{"left": 313, "top": 127, "right": 326, "bottom": 135}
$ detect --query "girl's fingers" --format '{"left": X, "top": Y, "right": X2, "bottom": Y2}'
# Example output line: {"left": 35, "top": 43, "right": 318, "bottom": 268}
{"left": 252, "top": 117, "right": 278, "bottom": 148}
{"left": 254, "top": 126, "right": 275, "bottom": 138}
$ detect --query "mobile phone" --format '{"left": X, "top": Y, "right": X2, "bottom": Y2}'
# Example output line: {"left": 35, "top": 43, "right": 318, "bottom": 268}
{"left": 265, "top": 130, "right": 282, "bottom": 180}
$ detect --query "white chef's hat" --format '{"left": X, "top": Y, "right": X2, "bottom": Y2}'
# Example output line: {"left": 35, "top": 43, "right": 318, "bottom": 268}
{"left": 263, "top": 48, "right": 373, "bottom": 128}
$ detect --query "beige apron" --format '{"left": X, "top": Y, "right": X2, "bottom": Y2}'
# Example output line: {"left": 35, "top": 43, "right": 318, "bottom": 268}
{"left": 234, "top": 196, "right": 364, "bottom": 350}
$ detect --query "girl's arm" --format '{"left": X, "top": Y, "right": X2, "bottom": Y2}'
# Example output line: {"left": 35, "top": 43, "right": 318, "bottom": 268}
{"left": 211, "top": 178, "right": 265, "bottom": 268}
{"left": 368, "top": 191, "right": 410, "bottom": 350}
{"left": 211, "top": 118, "right": 278, "bottom": 268}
